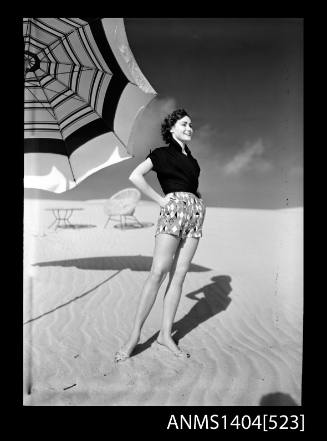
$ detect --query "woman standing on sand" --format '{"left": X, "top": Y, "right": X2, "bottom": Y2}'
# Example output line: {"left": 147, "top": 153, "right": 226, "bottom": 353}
{"left": 115, "top": 108, "right": 206, "bottom": 361}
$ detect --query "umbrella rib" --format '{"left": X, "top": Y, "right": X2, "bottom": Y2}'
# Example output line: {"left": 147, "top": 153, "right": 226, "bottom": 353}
{"left": 37, "top": 19, "right": 117, "bottom": 79}
{"left": 27, "top": 67, "right": 144, "bottom": 137}
{"left": 26, "top": 70, "right": 106, "bottom": 131}
{"left": 37, "top": 55, "right": 151, "bottom": 92}
{"left": 40, "top": 64, "right": 95, "bottom": 73}
{"left": 25, "top": 85, "right": 57, "bottom": 121}
{"left": 32, "top": 68, "right": 138, "bottom": 151}
{"left": 35, "top": 19, "right": 109, "bottom": 73}
{"left": 50, "top": 67, "right": 142, "bottom": 92}
{"left": 26, "top": 75, "right": 130, "bottom": 154}
{"left": 36, "top": 78, "right": 77, "bottom": 183}
{"left": 27, "top": 77, "right": 131, "bottom": 152}
{"left": 38, "top": 35, "right": 87, "bottom": 65}
{"left": 26, "top": 72, "right": 77, "bottom": 183}
{"left": 32, "top": 20, "right": 84, "bottom": 61}
{"left": 26, "top": 80, "right": 90, "bottom": 104}
{"left": 37, "top": 63, "right": 99, "bottom": 87}
{"left": 39, "top": 70, "right": 110, "bottom": 123}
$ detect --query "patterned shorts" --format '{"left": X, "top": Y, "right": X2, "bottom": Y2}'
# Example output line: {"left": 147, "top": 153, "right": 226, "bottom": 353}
{"left": 155, "top": 192, "right": 206, "bottom": 239}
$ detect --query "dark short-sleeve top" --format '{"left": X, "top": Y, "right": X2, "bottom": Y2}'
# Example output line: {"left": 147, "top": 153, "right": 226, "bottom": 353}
{"left": 146, "top": 138, "right": 201, "bottom": 197}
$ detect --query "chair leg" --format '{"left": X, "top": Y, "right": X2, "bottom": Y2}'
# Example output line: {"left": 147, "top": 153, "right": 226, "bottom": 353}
{"left": 131, "top": 215, "right": 143, "bottom": 227}
{"left": 104, "top": 216, "right": 111, "bottom": 228}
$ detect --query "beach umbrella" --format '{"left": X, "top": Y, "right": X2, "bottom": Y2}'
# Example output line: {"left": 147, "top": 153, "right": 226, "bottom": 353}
{"left": 24, "top": 18, "right": 156, "bottom": 193}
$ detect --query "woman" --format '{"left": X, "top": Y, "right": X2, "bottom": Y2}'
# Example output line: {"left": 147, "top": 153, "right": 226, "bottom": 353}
{"left": 115, "top": 108, "right": 206, "bottom": 362}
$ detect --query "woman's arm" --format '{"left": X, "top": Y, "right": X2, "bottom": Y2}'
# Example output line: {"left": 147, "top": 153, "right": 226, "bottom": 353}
{"left": 129, "top": 158, "right": 165, "bottom": 205}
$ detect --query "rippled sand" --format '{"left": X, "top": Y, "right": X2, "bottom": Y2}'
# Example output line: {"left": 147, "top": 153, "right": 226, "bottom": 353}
{"left": 23, "top": 199, "right": 302, "bottom": 406}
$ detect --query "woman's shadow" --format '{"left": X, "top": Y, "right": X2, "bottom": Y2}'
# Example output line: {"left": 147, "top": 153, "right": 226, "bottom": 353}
{"left": 133, "top": 275, "right": 233, "bottom": 356}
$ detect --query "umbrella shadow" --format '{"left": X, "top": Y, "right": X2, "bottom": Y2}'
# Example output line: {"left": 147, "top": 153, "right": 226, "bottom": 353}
{"left": 113, "top": 222, "right": 154, "bottom": 230}
{"left": 133, "top": 275, "right": 233, "bottom": 356}
{"left": 29, "top": 256, "right": 211, "bottom": 324}
{"left": 56, "top": 224, "right": 97, "bottom": 229}
{"left": 33, "top": 255, "right": 210, "bottom": 273}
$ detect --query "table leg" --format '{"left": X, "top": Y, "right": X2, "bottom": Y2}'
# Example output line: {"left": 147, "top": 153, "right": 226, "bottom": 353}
{"left": 55, "top": 209, "right": 67, "bottom": 230}
{"left": 48, "top": 209, "right": 60, "bottom": 230}
{"left": 65, "top": 209, "right": 73, "bottom": 227}
{"left": 47, "top": 218, "right": 57, "bottom": 229}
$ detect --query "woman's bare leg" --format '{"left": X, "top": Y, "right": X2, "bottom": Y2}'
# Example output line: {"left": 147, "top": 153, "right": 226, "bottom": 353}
{"left": 157, "top": 237, "right": 199, "bottom": 354}
{"left": 117, "top": 233, "right": 181, "bottom": 357}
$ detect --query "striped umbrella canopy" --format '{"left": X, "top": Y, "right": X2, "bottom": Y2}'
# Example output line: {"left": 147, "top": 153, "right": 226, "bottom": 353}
{"left": 24, "top": 17, "right": 156, "bottom": 193}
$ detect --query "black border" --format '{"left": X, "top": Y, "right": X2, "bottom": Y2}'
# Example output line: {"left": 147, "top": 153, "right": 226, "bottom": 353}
{"left": 15, "top": 10, "right": 311, "bottom": 435}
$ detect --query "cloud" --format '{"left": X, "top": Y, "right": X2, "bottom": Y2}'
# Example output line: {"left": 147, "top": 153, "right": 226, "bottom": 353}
{"left": 130, "top": 96, "right": 177, "bottom": 157}
{"left": 190, "top": 123, "right": 219, "bottom": 157}
{"left": 223, "top": 138, "right": 273, "bottom": 175}
{"left": 193, "top": 123, "right": 217, "bottom": 145}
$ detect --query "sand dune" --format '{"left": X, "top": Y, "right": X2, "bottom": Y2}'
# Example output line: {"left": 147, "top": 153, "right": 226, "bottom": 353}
{"left": 23, "top": 199, "right": 303, "bottom": 406}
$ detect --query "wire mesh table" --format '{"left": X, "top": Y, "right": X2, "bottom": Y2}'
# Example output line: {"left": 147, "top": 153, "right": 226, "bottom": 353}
{"left": 45, "top": 208, "right": 84, "bottom": 230}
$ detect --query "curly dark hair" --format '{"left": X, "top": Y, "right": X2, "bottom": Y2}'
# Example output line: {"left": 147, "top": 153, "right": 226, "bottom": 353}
{"left": 161, "top": 108, "right": 190, "bottom": 144}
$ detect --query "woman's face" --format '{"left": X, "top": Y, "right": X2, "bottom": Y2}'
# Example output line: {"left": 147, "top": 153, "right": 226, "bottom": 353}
{"left": 170, "top": 116, "right": 193, "bottom": 143}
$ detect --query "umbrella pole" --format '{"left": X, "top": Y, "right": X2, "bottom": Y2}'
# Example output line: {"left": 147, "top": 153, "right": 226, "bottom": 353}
{"left": 68, "top": 158, "right": 76, "bottom": 185}
{"left": 23, "top": 275, "right": 34, "bottom": 399}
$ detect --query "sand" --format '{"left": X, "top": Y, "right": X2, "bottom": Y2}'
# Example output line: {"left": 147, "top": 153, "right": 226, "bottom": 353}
{"left": 23, "top": 198, "right": 303, "bottom": 406}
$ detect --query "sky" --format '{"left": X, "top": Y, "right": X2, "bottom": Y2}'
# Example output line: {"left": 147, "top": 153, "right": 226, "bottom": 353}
{"left": 24, "top": 17, "right": 303, "bottom": 209}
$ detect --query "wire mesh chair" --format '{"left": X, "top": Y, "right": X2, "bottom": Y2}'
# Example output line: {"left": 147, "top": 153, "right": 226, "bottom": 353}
{"left": 103, "top": 188, "right": 143, "bottom": 229}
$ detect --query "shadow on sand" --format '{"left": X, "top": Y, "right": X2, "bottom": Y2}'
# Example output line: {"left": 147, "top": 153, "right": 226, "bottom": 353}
{"left": 133, "top": 275, "right": 233, "bottom": 356}
{"left": 55, "top": 224, "right": 97, "bottom": 229}
{"left": 33, "top": 255, "right": 210, "bottom": 273}
{"left": 113, "top": 222, "right": 154, "bottom": 230}
{"left": 259, "top": 392, "right": 299, "bottom": 406}
{"left": 31, "top": 257, "right": 232, "bottom": 359}
{"left": 28, "top": 256, "right": 211, "bottom": 324}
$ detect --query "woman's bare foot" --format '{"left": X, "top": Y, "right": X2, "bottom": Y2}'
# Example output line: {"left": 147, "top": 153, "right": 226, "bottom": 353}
{"left": 115, "top": 332, "right": 140, "bottom": 362}
{"left": 156, "top": 331, "right": 190, "bottom": 358}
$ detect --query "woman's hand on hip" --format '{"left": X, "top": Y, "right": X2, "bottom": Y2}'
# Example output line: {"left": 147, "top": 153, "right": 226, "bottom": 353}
{"left": 159, "top": 194, "right": 175, "bottom": 207}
